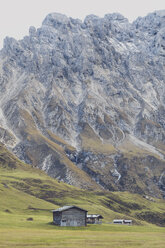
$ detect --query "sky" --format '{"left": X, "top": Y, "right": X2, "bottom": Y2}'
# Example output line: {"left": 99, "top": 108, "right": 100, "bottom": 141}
{"left": 0, "top": 0, "right": 164, "bottom": 48}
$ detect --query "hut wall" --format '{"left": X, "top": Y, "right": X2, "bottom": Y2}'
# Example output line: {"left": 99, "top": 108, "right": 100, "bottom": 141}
{"left": 53, "top": 212, "right": 62, "bottom": 225}
{"left": 62, "top": 208, "right": 86, "bottom": 226}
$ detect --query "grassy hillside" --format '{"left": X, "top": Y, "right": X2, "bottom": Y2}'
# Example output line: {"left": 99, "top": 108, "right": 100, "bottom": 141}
{"left": 0, "top": 143, "right": 165, "bottom": 247}
{"left": 0, "top": 143, "right": 165, "bottom": 224}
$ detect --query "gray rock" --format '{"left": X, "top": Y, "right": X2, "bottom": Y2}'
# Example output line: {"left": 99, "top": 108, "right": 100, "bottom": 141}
{"left": 0, "top": 10, "right": 165, "bottom": 196}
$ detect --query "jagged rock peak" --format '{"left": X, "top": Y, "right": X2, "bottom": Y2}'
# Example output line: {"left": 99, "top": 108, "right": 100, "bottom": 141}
{"left": 42, "top": 12, "right": 129, "bottom": 29}
{"left": 3, "top": 36, "right": 20, "bottom": 56}
{"left": 133, "top": 9, "right": 165, "bottom": 29}
{"left": 29, "top": 26, "right": 37, "bottom": 36}
{"left": 154, "top": 10, "right": 165, "bottom": 17}
{"left": 104, "top": 12, "right": 128, "bottom": 21}
{"left": 42, "top": 12, "right": 72, "bottom": 27}
{"left": 84, "top": 14, "right": 100, "bottom": 23}
{"left": 0, "top": 10, "right": 165, "bottom": 197}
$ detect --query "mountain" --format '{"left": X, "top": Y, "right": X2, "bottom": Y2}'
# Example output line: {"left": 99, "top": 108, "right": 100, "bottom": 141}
{"left": 0, "top": 143, "right": 165, "bottom": 227}
{"left": 0, "top": 10, "right": 165, "bottom": 197}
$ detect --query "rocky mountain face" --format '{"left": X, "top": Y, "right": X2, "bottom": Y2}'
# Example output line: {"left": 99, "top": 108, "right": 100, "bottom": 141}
{"left": 0, "top": 10, "right": 165, "bottom": 197}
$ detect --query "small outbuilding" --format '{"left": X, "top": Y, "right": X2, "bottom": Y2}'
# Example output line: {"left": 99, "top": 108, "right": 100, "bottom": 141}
{"left": 123, "top": 220, "right": 132, "bottom": 225}
{"left": 113, "top": 219, "right": 132, "bottom": 225}
{"left": 113, "top": 219, "right": 124, "bottom": 224}
{"left": 52, "top": 205, "right": 88, "bottom": 226}
{"left": 86, "top": 214, "right": 103, "bottom": 224}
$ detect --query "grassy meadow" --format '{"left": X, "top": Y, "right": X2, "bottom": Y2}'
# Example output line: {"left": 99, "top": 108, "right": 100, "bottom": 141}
{"left": 0, "top": 144, "right": 165, "bottom": 247}
{"left": 0, "top": 221, "right": 165, "bottom": 248}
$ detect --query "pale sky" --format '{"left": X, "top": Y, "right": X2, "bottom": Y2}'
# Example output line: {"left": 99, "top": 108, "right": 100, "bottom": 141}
{"left": 0, "top": 0, "right": 164, "bottom": 48}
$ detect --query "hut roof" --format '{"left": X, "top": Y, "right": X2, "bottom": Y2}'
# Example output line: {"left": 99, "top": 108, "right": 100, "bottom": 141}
{"left": 52, "top": 205, "right": 88, "bottom": 212}
{"left": 87, "top": 214, "right": 103, "bottom": 219}
{"left": 113, "top": 219, "right": 124, "bottom": 222}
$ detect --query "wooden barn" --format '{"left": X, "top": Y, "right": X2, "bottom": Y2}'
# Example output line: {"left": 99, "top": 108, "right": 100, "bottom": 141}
{"left": 86, "top": 214, "right": 103, "bottom": 224}
{"left": 52, "top": 206, "right": 88, "bottom": 226}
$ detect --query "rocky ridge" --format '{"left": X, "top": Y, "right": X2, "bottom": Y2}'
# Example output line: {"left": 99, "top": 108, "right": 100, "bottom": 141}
{"left": 0, "top": 10, "right": 165, "bottom": 197}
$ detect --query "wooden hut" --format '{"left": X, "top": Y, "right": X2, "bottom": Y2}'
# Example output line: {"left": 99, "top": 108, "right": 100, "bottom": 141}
{"left": 113, "top": 219, "right": 124, "bottom": 224}
{"left": 52, "top": 206, "right": 88, "bottom": 226}
{"left": 86, "top": 214, "right": 103, "bottom": 224}
{"left": 123, "top": 220, "right": 132, "bottom": 225}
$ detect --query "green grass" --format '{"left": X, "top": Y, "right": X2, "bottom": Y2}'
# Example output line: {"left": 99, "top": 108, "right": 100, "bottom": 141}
{"left": 0, "top": 223, "right": 164, "bottom": 248}
{"left": 79, "top": 122, "right": 116, "bottom": 154}
{"left": 0, "top": 162, "right": 165, "bottom": 225}
{"left": 0, "top": 169, "right": 165, "bottom": 248}
{"left": 0, "top": 144, "right": 165, "bottom": 247}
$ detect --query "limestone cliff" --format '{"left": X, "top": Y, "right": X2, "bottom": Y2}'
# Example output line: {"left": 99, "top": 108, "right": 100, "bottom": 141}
{"left": 0, "top": 11, "right": 165, "bottom": 197}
